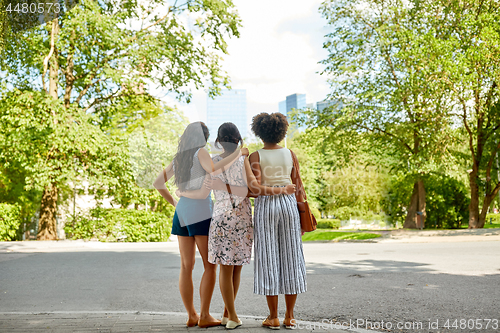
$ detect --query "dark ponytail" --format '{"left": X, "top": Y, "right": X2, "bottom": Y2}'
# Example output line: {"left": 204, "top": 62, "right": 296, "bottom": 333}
{"left": 215, "top": 122, "right": 243, "bottom": 154}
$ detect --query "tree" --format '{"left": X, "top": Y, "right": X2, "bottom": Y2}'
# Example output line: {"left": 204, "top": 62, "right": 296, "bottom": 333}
{"left": 0, "top": 89, "right": 113, "bottom": 239}
{"left": 425, "top": 0, "right": 500, "bottom": 228}
{"left": 0, "top": 0, "right": 241, "bottom": 239}
{"left": 298, "top": 0, "right": 456, "bottom": 228}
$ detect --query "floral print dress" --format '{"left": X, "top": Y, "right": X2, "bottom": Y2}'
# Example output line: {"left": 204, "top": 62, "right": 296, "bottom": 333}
{"left": 208, "top": 155, "right": 253, "bottom": 265}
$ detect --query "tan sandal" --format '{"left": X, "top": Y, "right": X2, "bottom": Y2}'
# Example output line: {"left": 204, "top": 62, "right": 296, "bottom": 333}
{"left": 283, "top": 318, "right": 296, "bottom": 329}
{"left": 262, "top": 316, "right": 280, "bottom": 330}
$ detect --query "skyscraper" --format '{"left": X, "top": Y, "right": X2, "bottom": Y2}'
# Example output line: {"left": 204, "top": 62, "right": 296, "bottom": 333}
{"left": 206, "top": 89, "right": 247, "bottom": 140}
{"left": 285, "top": 93, "right": 307, "bottom": 116}
{"left": 278, "top": 93, "right": 307, "bottom": 117}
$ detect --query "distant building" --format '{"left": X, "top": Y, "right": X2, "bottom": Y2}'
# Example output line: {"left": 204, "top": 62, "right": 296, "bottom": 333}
{"left": 285, "top": 93, "right": 307, "bottom": 116}
{"left": 207, "top": 89, "right": 248, "bottom": 139}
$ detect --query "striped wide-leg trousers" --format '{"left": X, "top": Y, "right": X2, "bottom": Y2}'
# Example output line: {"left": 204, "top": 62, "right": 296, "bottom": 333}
{"left": 253, "top": 193, "right": 307, "bottom": 295}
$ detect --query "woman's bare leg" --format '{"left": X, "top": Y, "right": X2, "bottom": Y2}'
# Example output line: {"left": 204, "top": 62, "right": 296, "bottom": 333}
{"left": 285, "top": 294, "right": 297, "bottom": 320}
{"left": 223, "top": 265, "right": 242, "bottom": 319}
{"left": 194, "top": 235, "right": 219, "bottom": 324}
{"left": 220, "top": 265, "right": 239, "bottom": 322}
{"left": 266, "top": 295, "right": 279, "bottom": 319}
{"left": 177, "top": 236, "right": 199, "bottom": 324}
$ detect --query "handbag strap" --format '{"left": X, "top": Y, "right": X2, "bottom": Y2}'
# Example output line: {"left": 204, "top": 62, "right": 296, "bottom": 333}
{"left": 291, "top": 150, "right": 307, "bottom": 201}
{"left": 222, "top": 169, "right": 236, "bottom": 209}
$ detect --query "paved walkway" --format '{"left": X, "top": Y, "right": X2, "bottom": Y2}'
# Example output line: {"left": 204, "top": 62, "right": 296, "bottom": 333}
{"left": 2, "top": 232, "right": 499, "bottom": 333}
{"left": 377, "top": 227, "right": 500, "bottom": 243}
{"left": 0, "top": 312, "right": 357, "bottom": 332}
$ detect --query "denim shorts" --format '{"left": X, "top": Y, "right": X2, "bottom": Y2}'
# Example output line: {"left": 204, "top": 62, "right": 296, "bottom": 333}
{"left": 171, "top": 196, "right": 212, "bottom": 237}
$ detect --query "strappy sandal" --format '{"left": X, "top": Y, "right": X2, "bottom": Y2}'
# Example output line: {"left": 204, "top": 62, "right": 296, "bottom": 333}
{"left": 262, "top": 316, "right": 280, "bottom": 330}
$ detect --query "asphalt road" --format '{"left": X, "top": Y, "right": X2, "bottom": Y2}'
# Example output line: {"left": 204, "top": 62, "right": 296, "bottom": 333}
{"left": 1, "top": 238, "right": 499, "bottom": 332}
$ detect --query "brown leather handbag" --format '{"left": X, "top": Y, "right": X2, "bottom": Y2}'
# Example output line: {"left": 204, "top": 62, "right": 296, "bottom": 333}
{"left": 291, "top": 151, "right": 317, "bottom": 232}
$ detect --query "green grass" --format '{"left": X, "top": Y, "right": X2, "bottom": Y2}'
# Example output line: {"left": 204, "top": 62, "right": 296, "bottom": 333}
{"left": 302, "top": 230, "right": 382, "bottom": 242}
{"left": 460, "top": 223, "right": 500, "bottom": 229}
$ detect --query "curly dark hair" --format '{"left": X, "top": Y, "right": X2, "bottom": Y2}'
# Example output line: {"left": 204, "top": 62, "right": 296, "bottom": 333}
{"left": 251, "top": 112, "right": 288, "bottom": 144}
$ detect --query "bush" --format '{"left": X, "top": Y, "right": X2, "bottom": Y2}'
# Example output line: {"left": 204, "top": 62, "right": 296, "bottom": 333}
{"left": 485, "top": 213, "right": 500, "bottom": 224}
{"left": 64, "top": 207, "right": 171, "bottom": 242}
{"left": 316, "top": 219, "right": 341, "bottom": 229}
{"left": 332, "top": 206, "right": 362, "bottom": 220}
{"left": 0, "top": 203, "right": 21, "bottom": 241}
{"left": 384, "top": 173, "right": 469, "bottom": 229}
{"left": 310, "top": 207, "right": 321, "bottom": 219}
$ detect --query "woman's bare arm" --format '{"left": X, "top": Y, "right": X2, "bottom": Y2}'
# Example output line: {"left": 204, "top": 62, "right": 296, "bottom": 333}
{"left": 208, "top": 178, "right": 249, "bottom": 197}
{"left": 290, "top": 150, "right": 305, "bottom": 202}
{"left": 249, "top": 152, "right": 261, "bottom": 184}
{"left": 153, "top": 162, "right": 177, "bottom": 207}
{"left": 198, "top": 147, "right": 249, "bottom": 176}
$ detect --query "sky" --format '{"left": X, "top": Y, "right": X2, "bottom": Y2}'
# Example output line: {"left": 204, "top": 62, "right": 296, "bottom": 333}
{"left": 166, "top": 0, "right": 331, "bottom": 136}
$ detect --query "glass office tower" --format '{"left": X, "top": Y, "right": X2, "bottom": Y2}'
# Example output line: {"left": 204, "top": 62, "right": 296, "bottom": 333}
{"left": 206, "top": 89, "right": 248, "bottom": 140}
{"left": 285, "top": 93, "right": 307, "bottom": 115}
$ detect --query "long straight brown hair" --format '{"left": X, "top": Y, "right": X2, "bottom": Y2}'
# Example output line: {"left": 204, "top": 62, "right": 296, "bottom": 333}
{"left": 173, "top": 122, "right": 209, "bottom": 191}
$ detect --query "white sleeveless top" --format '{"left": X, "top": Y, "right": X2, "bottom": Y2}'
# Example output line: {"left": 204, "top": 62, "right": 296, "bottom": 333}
{"left": 257, "top": 148, "right": 293, "bottom": 186}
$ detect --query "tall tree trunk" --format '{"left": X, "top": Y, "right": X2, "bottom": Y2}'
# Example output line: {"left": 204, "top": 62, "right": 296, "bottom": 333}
{"left": 38, "top": 19, "right": 60, "bottom": 240}
{"left": 37, "top": 183, "right": 58, "bottom": 240}
{"left": 468, "top": 168, "right": 480, "bottom": 228}
{"left": 404, "top": 179, "right": 426, "bottom": 229}
{"left": 417, "top": 179, "right": 426, "bottom": 228}
{"left": 478, "top": 185, "right": 500, "bottom": 228}
{"left": 478, "top": 197, "right": 491, "bottom": 229}
{"left": 404, "top": 183, "right": 418, "bottom": 229}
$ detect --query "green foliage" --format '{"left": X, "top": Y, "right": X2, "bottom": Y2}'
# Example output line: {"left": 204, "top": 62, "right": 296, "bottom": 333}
{"left": 485, "top": 214, "right": 500, "bottom": 225}
{"left": 384, "top": 173, "right": 469, "bottom": 229}
{"left": 64, "top": 208, "right": 171, "bottom": 242}
{"left": 310, "top": 207, "right": 321, "bottom": 219}
{"left": 482, "top": 214, "right": 500, "bottom": 229}
{"left": 0, "top": 89, "right": 112, "bottom": 192}
{"left": 331, "top": 206, "right": 362, "bottom": 220}
{"left": 0, "top": 203, "right": 21, "bottom": 241}
{"left": 316, "top": 219, "right": 340, "bottom": 229}
{"left": 306, "top": 0, "right": 456, "bottom": 176}
{"left": 302, "top": 230, "right": 381, "bottom": 242}
{"left": 1, "top": 0, "right": 241, "bottom": 106}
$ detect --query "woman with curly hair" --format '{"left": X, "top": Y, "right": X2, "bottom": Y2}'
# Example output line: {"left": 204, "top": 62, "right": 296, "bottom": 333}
{"left": 249, "top": 112, "right": 307, "bottom": 330}
{"left": 153, "top": 121, "right": 248, "bottom": 328}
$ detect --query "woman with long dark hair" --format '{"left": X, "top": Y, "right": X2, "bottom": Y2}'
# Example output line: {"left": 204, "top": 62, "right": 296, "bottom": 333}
{"left": 153, "top": 121, "right": 247, "bottom": 328}
{"left": 249, "top": 113, "right": 307, "bottom": 330}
